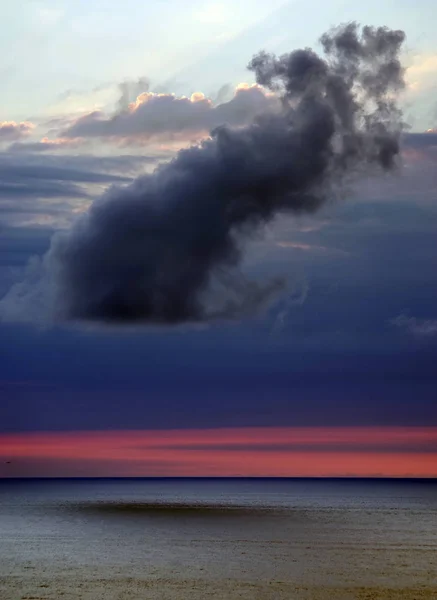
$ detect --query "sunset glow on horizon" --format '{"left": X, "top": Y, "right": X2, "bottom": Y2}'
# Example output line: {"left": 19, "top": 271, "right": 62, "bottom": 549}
{"left": 1, "top": 427, "right": 436, "bottom": 478}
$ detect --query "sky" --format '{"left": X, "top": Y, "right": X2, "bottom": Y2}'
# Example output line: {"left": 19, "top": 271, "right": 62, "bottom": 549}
{"left": 0, "top": 0, "right": 436, "bottom": 478}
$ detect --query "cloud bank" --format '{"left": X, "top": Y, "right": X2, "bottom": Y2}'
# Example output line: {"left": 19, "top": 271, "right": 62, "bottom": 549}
{"left": 0, "top": 151, "right": 164, "bottom": 226}
{"left": 8, "top": 137, "right": 81, "bottom": 153}
{"left": 0, "top": 23, "right": 406, "bottom": 326}
{"left": 62, "top": 83, "right": 278, "bottom": 143}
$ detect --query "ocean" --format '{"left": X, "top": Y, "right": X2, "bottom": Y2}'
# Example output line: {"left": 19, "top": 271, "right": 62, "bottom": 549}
{"left": 0, "top": 478, "right": 436, "bottom": 599}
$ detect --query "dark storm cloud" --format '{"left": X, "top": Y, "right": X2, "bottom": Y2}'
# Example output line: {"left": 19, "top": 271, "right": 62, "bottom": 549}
{"left": 1, "top": 195, "right": 437, "bottom": 433}
{"left": 0, "top": 23, "right": 406, "bottom": 325}
{"left": 62, "top": 84, "right": 278, "bottom": 142}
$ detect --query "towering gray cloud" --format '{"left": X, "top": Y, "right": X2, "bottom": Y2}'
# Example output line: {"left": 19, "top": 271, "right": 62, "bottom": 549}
{"left": 0, "top": 23, "right": 406, "bottom": 325}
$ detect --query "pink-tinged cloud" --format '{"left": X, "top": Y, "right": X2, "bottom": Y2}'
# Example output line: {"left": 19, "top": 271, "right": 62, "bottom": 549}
{"left": 8, "top": 137, "right": 83, "bottom": 153}
{"left": 0, "top": 121, "right": 34, "bottom": 140}
{"left": 1, "top": 427, "right": 436, "bottom": 478}
{"left": 61, "top": 84, "right": 278, "bottom": 144}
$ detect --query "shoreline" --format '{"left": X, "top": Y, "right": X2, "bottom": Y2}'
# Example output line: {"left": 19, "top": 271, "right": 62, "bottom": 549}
{"left": 2, "top": 571, "right": 437, "bottom": 600}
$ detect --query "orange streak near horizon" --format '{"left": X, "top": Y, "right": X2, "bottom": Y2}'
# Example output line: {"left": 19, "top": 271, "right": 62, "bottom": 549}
{"left": 0, "top": 427, "right": 436, "bottom": 478}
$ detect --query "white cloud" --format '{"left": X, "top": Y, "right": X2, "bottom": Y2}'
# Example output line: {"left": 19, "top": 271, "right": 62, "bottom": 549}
{"left": 405, "top": 54, "right": 437, "bottom": 93}
{"left": 391, "top": 313, "right": 437, "bottom": 337}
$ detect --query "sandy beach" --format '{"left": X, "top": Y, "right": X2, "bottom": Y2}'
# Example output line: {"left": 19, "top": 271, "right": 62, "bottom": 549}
{"left": 2, "top": 569, "right": 437, "bottom": 600}
{"left": 1, "top": 479, "right": 436, "bottom": 599}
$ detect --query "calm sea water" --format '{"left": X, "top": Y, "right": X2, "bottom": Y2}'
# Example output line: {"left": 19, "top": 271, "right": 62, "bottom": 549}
{"left": 1, "top": 478, "right": 436, "bottom": 597}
